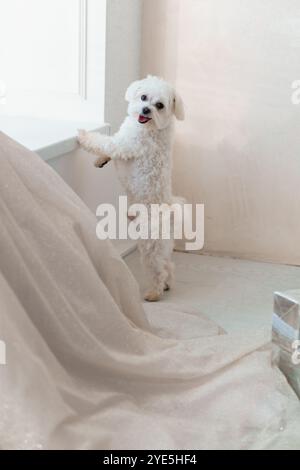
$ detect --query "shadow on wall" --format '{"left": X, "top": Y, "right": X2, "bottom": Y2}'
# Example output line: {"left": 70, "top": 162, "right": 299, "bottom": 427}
{"left": 172, "top": 127, "right": 300, "bottom": 266}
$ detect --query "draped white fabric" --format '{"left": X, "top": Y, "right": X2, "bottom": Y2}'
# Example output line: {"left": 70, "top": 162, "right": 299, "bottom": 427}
{"left": 0, "top": 133, "right": 299, "bottom": 450}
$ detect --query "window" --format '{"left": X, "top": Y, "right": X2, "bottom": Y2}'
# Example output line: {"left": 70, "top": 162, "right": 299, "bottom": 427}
{"left": 0, "top": 0, "right": 106, "bottom": 122}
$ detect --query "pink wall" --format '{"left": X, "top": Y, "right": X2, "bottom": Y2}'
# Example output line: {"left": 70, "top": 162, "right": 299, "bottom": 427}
{"left": 142, "top": 0, "right": 300, "bottom": 265}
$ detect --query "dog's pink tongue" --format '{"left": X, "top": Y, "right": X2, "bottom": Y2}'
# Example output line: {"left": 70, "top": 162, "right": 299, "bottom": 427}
{"left": 139, "top": 115, "right": 150, "bottom": 123}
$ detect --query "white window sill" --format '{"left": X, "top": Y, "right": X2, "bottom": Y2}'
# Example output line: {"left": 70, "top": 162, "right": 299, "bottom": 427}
{"left": 0, "top": 115, "right": 110, "bottom": 161}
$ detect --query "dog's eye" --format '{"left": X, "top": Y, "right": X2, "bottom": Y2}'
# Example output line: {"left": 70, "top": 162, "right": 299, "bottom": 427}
{"left": 155, "top": 102, "right": 164, "bottom": 110}
{"left": 141, "top": 95, "right": 147, "bottom": 101}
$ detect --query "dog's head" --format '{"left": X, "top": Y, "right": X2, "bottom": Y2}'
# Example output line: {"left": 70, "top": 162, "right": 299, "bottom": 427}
{"left": 125, "top": 75, "right": 185, "bottom": 130}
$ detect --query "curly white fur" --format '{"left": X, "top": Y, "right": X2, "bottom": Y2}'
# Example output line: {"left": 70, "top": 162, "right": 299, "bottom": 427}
{"left": 78, "top": 75, "right": 184, "bottom": 301}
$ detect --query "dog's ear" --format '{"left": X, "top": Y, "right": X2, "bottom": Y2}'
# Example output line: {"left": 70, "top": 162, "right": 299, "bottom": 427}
{"left": 125, "top": 80, "right": 142, "bottom": 102}
{"left": 173, "top": 91, "right": 185, "bottom": 121}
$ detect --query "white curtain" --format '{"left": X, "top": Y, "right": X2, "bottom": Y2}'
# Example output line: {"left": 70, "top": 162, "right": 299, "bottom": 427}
{"left": 0, "top": 132, "right": 299, "bottom": 450}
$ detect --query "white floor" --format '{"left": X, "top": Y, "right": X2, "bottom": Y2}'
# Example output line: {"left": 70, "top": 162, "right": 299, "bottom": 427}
{"left": 126, "top": 250, "right": 300, "bottom": 334}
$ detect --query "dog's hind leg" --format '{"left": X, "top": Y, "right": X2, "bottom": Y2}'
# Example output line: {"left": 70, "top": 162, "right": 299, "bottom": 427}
{"left": 164, "top": 260, "right": 175, "bottom": 291}
{"left": 139, "top": 242, "right": 166, "bottom": 302}
{"left": 144, "top": 263, "right": 168, "bottom": 302}
{"left": 140, "top": 240, "right": 172, "bottom": 302}
{"left": 163, "top": 238, "right": 175, "bottom": 291}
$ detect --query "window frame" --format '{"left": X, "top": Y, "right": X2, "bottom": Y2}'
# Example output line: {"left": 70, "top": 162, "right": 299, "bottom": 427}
{"left": 0, "top": 0, "right": 107, "bottom": 123}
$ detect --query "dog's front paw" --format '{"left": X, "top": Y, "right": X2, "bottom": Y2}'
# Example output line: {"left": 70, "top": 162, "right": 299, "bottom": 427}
{"left": 144, "top": 290, "right": 161, "bottom": 302}
{"left": 94, "top": 155, "right": 111, "bottom": 168}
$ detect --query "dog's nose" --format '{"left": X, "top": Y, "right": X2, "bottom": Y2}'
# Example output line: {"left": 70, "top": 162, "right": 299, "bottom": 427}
{"left": 142, "top": 107, "right": 151, "bottom": 115}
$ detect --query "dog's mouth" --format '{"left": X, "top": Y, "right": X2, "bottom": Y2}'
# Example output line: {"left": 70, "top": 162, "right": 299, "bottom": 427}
{"left": 138, "top": 115, "right": 152, "bottom": 124}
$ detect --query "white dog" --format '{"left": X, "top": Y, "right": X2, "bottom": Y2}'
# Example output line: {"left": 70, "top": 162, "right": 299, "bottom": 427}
{"left": 78, "top": 75, "right": 185, "bottom": 302}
